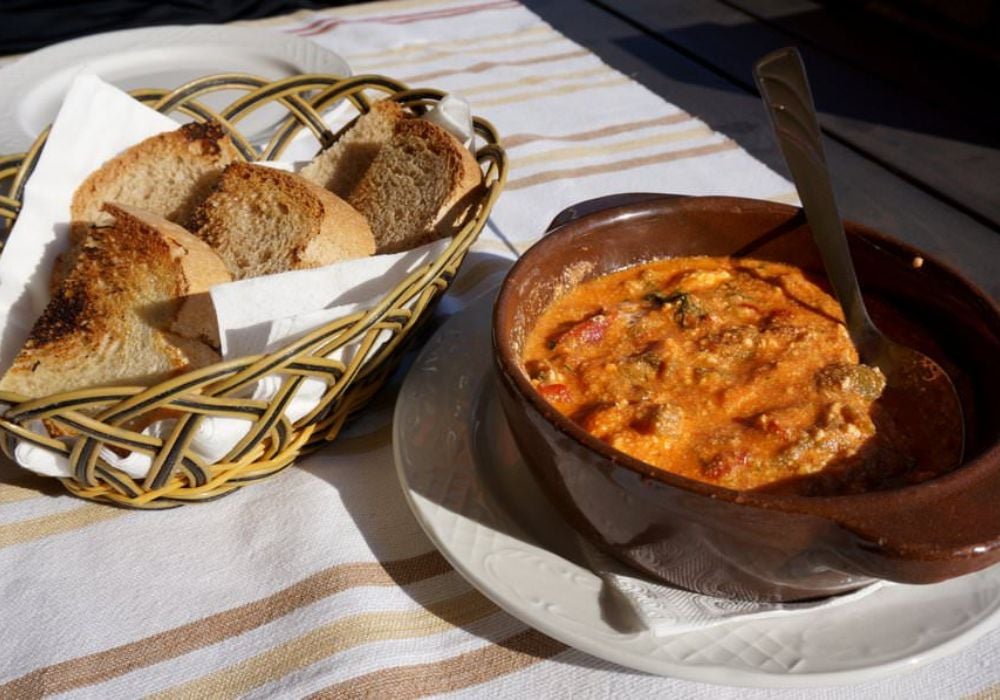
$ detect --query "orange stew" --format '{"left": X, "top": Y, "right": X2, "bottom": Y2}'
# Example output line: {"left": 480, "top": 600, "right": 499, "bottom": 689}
{"left": 523, "top": 256, "right": 898, "bottom": 493}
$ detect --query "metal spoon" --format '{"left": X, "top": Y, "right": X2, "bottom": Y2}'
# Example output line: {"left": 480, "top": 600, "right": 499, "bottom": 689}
{"left": 753, "top": 47, "right": 965, "bottom": 475}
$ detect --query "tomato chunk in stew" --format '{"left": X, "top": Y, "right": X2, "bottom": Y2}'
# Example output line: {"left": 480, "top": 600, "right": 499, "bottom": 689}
{"left": 523, "top": 256, "right": 894, "bottom": 492}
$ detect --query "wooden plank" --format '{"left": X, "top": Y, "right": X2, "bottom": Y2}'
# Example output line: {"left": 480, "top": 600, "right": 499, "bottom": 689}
{"left": 722, "top": 0, "right": 1000, "bottom": 120}
{"left": 584, "top": 0, "right": 1000, "bottom": 231}
{"left": 520, "top": 0, "right": 1000, "bottom": 298}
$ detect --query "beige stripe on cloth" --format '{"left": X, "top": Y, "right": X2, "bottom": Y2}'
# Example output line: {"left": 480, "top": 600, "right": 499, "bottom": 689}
{"left": 474, "top": 77, "right": 631, "bottom": 108}
{"left": 348, "top": 24, "right": 554, "bottom": 61}
{"left": 149, "top": 590, "right": 499, "bottom": 699}
{"left": 403, "top": 48, "right": 589, "bottom": 83}
{"left": 352, "top": 27, "right": 561, "bottom": 68}
{"left": 0, "top": 551, "right": 452, "bottom": 697}
{"left": 308, "top": 629, "right": 568, "bottom": 698}
{"left": 507, "top": 140, "right": 740, "bottom": 190}
{"left": 458, "top": 66, "right": 615, "bottom": 98}
{"left": 0, "top": 503, "right": 125, "bottom": 549}
{"left": 965, "top": 684, "right": 1000, "bottom": 700}
{"left": 514, "top": 125, "right": 715, "bottom": 168}
{"left": 398, "top": 68, "right": 629, "bottom": 109}
{"left": 503, "top": 112, "right": 692, "bottom": 148}
{"left": 358, "top": 34, "right": 564, "bottom": 72}
{"left": 0, "top": 474, "right": 63, "bottom": 504}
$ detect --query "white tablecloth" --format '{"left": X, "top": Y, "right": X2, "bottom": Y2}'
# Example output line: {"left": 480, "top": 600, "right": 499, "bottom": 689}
{"left": 0, "top": 0, "right": 996, "bottom": 697}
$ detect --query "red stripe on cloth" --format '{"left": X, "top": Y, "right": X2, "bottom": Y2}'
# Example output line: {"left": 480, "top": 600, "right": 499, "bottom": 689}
{"left": 293, "top": 16, "right": 333, "bottom": 34}
{"left": 289, "top": 0, "right": 521, "bottom": 38}
{"left": 381, "top": 0, "right": 521, "bottom": 25}
{"left": 290, "top": 17, "right": 343, "bottom": 36}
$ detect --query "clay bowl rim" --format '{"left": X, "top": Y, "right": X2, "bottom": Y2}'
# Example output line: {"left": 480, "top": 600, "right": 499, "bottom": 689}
{"left": 492, "top": 194, "right": 1000, "bottom": 539}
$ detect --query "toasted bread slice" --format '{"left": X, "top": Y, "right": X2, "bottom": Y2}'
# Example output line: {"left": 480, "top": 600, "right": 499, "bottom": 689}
{"left": 299, "top": 100, "right": 407, "bottom": 198}
{"left": 191, "top": 162, "right": 375, "bottom": 280}
{"left": 53, "top": 122, "right": 242, "bottom": 290}
{"left": 71, "top": 121, "right": 243, "bottom": 236}
{"left": 348, "top": 118, "right": 483, "bottom": 254}
{"left": 0, "top": 204, "right": 232, "bottom": 398}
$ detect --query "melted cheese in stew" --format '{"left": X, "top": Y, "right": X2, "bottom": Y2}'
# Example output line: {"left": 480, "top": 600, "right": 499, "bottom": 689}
{"left": 522, "top": 256, "right": 903, "bottom": 494}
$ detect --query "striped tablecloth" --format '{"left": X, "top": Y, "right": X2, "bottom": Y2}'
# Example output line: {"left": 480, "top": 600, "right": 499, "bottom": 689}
{"left": 1, "top": 1, "right": 997, "bottom": 697}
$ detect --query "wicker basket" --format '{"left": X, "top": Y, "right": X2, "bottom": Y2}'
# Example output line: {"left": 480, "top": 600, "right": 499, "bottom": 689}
{"left": 0, "top": 72, "right": 507, "bottom": 508}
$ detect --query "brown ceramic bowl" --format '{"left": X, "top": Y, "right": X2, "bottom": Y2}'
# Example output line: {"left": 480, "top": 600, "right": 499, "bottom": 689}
{"left": 492, "top": 194, "right": 1000, "bottom": 602}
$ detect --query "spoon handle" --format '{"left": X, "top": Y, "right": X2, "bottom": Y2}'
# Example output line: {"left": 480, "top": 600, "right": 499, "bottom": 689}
{"left": 753, "top": 47, "right": 879, "bottom": 352}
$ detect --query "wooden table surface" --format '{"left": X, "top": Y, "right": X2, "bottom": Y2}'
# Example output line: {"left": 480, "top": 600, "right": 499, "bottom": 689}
{"left": 523, "top": 0, "right": 1000, "bottom": 298}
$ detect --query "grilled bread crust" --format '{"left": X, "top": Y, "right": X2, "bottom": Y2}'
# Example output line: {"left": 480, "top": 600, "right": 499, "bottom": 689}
{"left": 0, "top": 203, "right": 232, "bottom": 398}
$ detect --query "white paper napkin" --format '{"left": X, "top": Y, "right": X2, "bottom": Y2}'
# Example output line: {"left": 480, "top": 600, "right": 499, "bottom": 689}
{"left": 425, "top": 94, "right": 476, "bottom": 149}
{"left": 0, "top": 74, "right": 178, "bottom": 372}
{"left": 583, "top": 544, "right": 887, "bottom": 635}
{"left": 0, "top": 73, "right": 474, "bottom": 480}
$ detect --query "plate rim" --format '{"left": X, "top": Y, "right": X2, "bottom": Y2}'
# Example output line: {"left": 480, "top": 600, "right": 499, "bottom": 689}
{"left": 392, "top": 292, "right": 1000, "bottom": 689}
{"left": 0, "top": 23, "right": 351, "bottom": 153}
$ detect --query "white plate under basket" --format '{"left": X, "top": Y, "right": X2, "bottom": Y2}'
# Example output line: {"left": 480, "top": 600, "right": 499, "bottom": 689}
{"left": 0, "top": 24, "right": 351, "bottom": 153}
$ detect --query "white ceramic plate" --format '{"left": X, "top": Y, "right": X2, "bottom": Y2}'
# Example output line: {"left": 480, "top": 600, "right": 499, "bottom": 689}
{"left": 0, "top": 24, "right": 350, "bottom": 153}
{"left": 393, "top": 292, "right": 1000, "bottom": 688}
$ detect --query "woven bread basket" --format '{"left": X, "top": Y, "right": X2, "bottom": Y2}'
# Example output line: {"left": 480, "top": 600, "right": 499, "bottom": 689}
{"left": 0, "top": 72, "right": 507, "bottom": 508}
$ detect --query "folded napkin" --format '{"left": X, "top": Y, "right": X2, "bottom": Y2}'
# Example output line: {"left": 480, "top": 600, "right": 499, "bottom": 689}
{"left": 582, "top": 544, "right": 887, "bottom": 636}
{"left": 0, "top": 72, "right": 471, "bottom": 479}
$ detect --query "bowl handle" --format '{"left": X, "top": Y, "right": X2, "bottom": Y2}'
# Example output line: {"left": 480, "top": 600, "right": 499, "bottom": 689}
{"left": 825, "top": 452, "right": 1000, "bottom": 583}
{"left": 546, "top": 193, "right": 683, "bottom": 232}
